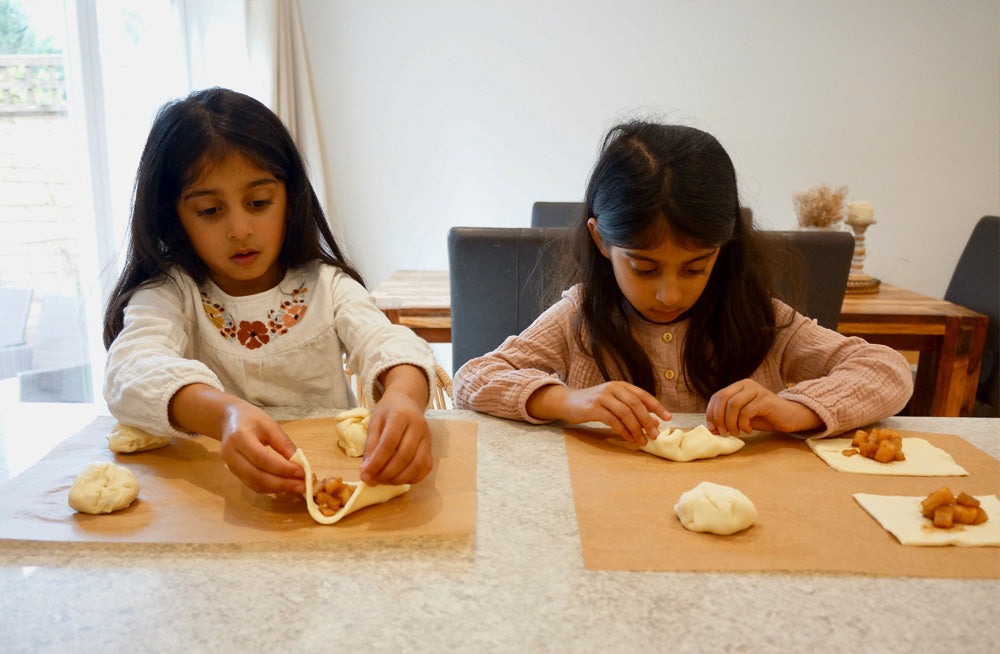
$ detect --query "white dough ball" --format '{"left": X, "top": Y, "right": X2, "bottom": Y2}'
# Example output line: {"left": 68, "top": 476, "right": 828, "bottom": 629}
{"left": 68, "top": 462, "right": 140, "bottom": 514}
{"left": 673, "top": 481, "right": 757, "bottom": 535}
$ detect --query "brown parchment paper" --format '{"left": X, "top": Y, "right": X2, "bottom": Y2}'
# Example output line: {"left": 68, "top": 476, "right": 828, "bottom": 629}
{"left": 0, "top": 416, "right": 476, "bottom": 543}
{"left": 564, "top": 427, "right": 1000, "bottom": 577}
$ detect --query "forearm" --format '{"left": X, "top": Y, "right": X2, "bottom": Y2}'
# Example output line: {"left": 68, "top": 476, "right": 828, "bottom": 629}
{"left": 378, "top": 364, "right": 430, "bottom": 407}
{"left": 526, "top": 384, "right": 571, "bottom": 421}
{"left": 168, "top": 382, "right": 246, "bottom": 440}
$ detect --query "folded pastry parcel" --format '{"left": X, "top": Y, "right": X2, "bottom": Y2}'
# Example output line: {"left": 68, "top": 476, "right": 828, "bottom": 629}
{"left": 641, "top": 424, "right": 744, "bottom": 461}
{"left": 290, "top": 448, "right": 409, "bottom": 525}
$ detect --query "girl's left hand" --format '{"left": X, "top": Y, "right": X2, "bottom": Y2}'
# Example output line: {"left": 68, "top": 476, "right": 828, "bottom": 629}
{"left": 706, "top": 379, "right": 823, "bottom": 436}
{"left": 359, "top": 365, "right": 433, "bottom": 486}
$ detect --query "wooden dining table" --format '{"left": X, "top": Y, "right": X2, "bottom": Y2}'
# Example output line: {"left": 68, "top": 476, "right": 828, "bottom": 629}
{"left": 371, "top": 269, "right": 452, "bottom": 343}
{"left": 838, "top": 284, "right": 988, "bottom": 418}
{"left": 1, "top": 401, "right": 998, "bottom": 652}
{"left": 372, "top": 271, "right": 989, "bottom": 417}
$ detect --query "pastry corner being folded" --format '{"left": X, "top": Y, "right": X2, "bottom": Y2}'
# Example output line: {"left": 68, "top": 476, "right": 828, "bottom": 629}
{"left": 290, "top": 448, "right": 409, "bottom": 525}
{"left": 641, "top": 424, "right": 744, "bottom": 462}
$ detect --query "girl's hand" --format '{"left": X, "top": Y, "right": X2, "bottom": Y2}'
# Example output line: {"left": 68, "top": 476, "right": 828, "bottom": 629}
{"left": 527, "top": 382, "right": 671, "bottom": 445}
{"left": 706, "top": 379, "right": 823, "bottom": 436}
{"left": 217, "top": 402, "right": 305, "bottom": 495}
{"left": 360, "top": 365, "right": 433, "bottom": 486}
{"left": 169, "top": 383, "right": 304, "bottom": 495}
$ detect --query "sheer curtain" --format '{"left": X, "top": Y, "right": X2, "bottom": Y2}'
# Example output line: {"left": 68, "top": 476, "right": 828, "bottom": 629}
{"left": 246, "top": 0, "right": 342, "bottom": 242}
{"left": 83, "top": 0, "right": 334, "bottom": 307}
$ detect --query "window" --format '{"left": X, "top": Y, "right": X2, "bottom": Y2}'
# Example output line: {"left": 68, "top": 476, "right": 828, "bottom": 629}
{"left": 0, "top": 0, "right": 189, "bottom": 406}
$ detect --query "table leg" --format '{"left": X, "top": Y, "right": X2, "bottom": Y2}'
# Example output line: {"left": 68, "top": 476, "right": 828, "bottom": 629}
{"left": 930, "top": 315, "right": 988, "bottom": 417}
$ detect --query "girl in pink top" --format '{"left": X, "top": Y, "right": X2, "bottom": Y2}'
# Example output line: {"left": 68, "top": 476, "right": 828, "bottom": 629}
{"left": 453, "top": 122, "right": 913, "bottom": 442}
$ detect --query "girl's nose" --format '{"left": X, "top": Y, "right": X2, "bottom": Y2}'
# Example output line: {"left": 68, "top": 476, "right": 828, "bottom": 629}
{"left": 226, "top": 212, "right": 254, "bottom": 241}
{"left": 656, "top": 277, "right": 682, "bottom": 307}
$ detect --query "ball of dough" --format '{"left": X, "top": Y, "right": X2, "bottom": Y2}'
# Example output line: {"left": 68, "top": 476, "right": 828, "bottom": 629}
{"left": 68, "top": 462, "right": 140, "bottom": 514}
{"left": 335, "top": 407, "right": 371, "bottom": 458}
{"left": 107, "top": 423, "right": 171, "bottom": 453}
{"left": 674, "top": 481, "right": 757, "bottom": 535}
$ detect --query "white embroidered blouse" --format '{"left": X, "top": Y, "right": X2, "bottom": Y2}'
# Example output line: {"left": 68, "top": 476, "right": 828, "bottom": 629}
{"left": 104, "top": 260, "right": 436, "bottom": 439}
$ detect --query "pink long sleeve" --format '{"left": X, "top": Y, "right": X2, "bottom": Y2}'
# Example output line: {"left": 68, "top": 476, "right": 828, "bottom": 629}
{"left": 453, "top": 286, "right": 913, "bottom": 436}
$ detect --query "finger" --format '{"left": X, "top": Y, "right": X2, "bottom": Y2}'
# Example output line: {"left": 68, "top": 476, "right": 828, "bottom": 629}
{"left": 360, "top": 415, "right": 404, "bottom": 485}
{"left": 615, "top": 393, "right": 659, "bottom": 441}
{"left": 601, "top": 400, "right": 645, "bottom": 444}
{"left": 364, "top": 427, "right": 419, "bottom": 483}
{"left": 706, "top": 391, "right": 729, "bottom": 434}
{"left": 722, "top": 386, "right": 756, "bottom": 436}
{"left": 598, "top": 411, "right": 631, "bottom": 442}
{"left": 244, "top": 436, "right": 304, "bottom": 480}
{"left": 611, "top": 387, "right": 665, "bottom": 443}
{"left": 738, "top": 400, "right": 757, "bottom": 434}
{"left": 382, "top": 448, "right": 432, "bottom": 485}
{"left": 706, "top": 385, "right": 738, "bottom": 434}
{"left": 374, "top": 433, "right": 432, "bottom": 485}
{"left": 738, "top": 393, "right": 774, "bottom": 434}
{"left": 261, "top": 424, "right": 299, "bottom": 461}
{"left": 631, "top": 388, "right": 672, "bottom": 430}
{"left": 705, "top": 394, "right": 719, "bottom": 433}
{"left": 228, "top": 450, "right": 305, "bottom": 494}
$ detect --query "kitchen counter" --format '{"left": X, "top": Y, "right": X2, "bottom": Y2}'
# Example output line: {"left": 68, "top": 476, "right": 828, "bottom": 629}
{"left": 1, "top": 407, "right": 998, "bottom": 653}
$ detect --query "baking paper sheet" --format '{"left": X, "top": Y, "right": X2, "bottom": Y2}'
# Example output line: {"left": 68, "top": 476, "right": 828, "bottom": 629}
{"left": 564, "top": 428, "right": 1000, "bottom": 577}
{"left": 0, "top": 416, "right": 477, "bottom": 543}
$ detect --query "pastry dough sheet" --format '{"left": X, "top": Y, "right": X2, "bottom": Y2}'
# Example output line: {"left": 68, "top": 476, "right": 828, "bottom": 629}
{"left": 564, "top": 427, "right": 1000, "bottom": 577}
{"left": 0, "top": 416, "right": 477, "bottom": 543}
{"left": 808, "top": 437, "right": 968, "bottom": 476}
{"left": 854, "top": 493, "right": 1000, "bottom": 547}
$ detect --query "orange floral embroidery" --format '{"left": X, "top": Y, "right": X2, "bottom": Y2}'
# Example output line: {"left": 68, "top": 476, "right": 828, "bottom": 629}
{"left": 237, "top": 321, "right": 270, "bottom": 349}
{"left": 200, "top": 284, "right": 310, "bottom": 350}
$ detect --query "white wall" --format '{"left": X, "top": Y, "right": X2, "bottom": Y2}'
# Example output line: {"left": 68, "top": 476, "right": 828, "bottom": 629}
{"left": 300, "top": 0, "right": 1000, "bottom": 299}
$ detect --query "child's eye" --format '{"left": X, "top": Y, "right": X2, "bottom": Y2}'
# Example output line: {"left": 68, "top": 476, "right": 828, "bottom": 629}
{"left": 632, "top": 266, "right": 658, "bottom": 277}
{"left": 248, "top": 199, "right": 273, "bottom": 209}
{"left": 683, "top": 268, "right": 708, "bottom": 277}
{"left": 196, "top": 206, "right": 221, "bottom": 217}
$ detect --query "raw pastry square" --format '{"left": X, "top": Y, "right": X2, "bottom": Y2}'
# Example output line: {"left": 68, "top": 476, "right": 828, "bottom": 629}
{"left": 808, "top": 437, "right": 968, "bottom": 476}
{"left": 854, "top": 493, "right": 1000, "bottom": 546}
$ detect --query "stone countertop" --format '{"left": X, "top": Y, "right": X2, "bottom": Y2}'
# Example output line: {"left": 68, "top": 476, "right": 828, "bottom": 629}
{"left": 1, "top": 409, "right": 998, "bottom": 653}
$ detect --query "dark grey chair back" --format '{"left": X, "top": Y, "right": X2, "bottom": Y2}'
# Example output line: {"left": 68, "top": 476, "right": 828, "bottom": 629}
{"left": 770, "top": 229, "right": 854, "bottom": 330}
{"left": 944, "top": 215, "right": 999, "bottom": 415}
{"left": 448, "top": 227, "right": 568, "bottom": 374}
{"left": 531, "top": 202, "right": 583, "bottom": 228}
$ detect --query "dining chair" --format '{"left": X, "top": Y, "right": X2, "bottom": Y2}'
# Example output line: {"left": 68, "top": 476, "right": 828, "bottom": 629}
{"left": 530, "top": 202, "right": 583, "bottom": 228}
{"left": 769, "top": 229, "right": 855, "bottom": 331}
{"left": 343, "top": 354, "right": 454, "bottom": 410}
{"left": 944, "top": 215, "right": 999, "bottom": 416}
{"left": 532, "top": 204, "right": 756, "bottom": 228}
{"left": 448, "top": 226, "right": 569, "bottom": 374}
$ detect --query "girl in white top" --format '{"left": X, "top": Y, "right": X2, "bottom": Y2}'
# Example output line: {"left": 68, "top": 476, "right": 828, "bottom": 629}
{"left": 103, "top": 88, "right": 435, "bottom": 495}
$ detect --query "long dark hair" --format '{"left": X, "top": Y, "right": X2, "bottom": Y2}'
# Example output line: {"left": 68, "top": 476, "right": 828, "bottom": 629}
{"left": 102, "top": 87, "right": 363, "bottom": 348}
{"left": 563, "top": 121, "right": 792, "bottom": 400}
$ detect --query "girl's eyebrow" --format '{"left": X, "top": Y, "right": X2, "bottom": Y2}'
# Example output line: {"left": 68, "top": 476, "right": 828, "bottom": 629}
{"left": 625, "top": 249, "right": 717, "bottom": 266}
{"left": 180, "top": 177, "right": 278, "bottom": 201}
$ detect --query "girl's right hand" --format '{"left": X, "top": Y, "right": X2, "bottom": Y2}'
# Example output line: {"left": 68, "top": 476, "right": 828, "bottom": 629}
{"left": 217, "top": 402, "right": 305, "bottom": 495}
{"left": 527, "top": 382, "right": 671, "bottom": 444}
